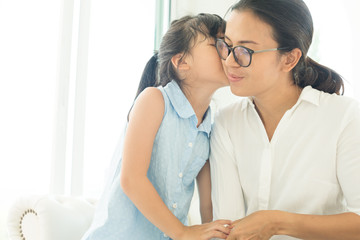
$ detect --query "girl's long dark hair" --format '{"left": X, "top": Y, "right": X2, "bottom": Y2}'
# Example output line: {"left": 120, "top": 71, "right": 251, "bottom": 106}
{"left": 133, "top": 13, "right": 225, "bottom": 100}
{"left": 134, "top": 53, "right": 159, "bottom": 99}
{"left": 232, "top": 0, "right": 344, "bottom": 94}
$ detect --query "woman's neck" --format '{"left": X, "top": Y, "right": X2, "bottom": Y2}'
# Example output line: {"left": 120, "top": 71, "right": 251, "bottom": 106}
{"left": 253, "top": 83, "right": 302, "bottom": 140}
{"left": 254, "top": 85, "right": 301, "bottom": 115}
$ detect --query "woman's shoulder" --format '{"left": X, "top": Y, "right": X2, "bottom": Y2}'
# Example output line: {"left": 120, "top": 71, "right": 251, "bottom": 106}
{"left": 318, "top": 90, "right": 360, "bottom": 113}
{"left": 213, "top": 98, "right": 248, "bottom": 123}
{"left": 315, "top": 89, "right": 360, "bottom": 130}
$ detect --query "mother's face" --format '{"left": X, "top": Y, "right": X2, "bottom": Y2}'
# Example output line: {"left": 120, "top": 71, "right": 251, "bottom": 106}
{"left": 222, "top": 10, "right": 285, "bottom": 97}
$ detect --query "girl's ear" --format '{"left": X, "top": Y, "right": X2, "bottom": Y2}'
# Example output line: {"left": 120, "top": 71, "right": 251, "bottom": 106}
{"left": 282, "top": 48, "right": 302, "bottom": 72}
{"left": 171, "top": 53, "right": 190, "bottom": 70}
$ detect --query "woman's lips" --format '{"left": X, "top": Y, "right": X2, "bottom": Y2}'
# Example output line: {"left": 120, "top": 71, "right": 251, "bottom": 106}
{"left": 227, "top": 73, "right": 244, "bottom": 83}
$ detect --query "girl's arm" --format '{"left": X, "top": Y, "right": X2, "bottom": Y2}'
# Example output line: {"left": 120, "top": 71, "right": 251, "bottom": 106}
{"left": 196, "top": 160, "right": 213, "bottom": 223}
{"left": 121, "top": 87, "right": 231, "bottom": 240}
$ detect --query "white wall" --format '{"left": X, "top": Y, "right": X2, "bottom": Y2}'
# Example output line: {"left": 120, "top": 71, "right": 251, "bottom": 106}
{"left": 345, "top": 0, "right": 360, "bottom": 98}
{"left": 171, "top": 0, "right": 238, "bottom": 19}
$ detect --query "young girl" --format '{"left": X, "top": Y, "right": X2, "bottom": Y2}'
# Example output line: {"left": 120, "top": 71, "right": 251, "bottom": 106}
{"left": 81, "top": 13, "right": 231, "bottom": 240}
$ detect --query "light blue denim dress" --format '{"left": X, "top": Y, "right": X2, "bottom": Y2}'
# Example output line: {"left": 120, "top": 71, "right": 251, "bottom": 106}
{"left": 82, "top": 80, "right": 212, "bottom": 240}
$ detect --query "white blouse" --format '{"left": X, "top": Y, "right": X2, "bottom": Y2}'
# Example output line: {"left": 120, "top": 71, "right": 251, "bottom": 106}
{"left": 210, "top": 86, "right": 360, "bottom": 239}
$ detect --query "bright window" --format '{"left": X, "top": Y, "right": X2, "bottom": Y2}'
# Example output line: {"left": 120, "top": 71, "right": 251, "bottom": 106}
{"left": 0, "top": 0, "right": 61, "bottom": 239}
{"left": 82, "top": 0, "right": 156, "bottom": 197}
{"left": 0, "top": 0, "right": 156, "bottom": 239}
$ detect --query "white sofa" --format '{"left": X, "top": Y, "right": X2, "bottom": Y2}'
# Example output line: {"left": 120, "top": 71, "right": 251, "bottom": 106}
{"left": 7, "top": 195, "right": 97, "bottom": 240}
{"left": 7, "top": 194, "right": 201, "bottom": 240}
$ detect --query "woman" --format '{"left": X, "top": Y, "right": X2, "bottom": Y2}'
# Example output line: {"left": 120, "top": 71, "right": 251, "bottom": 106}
{"left": 210, "top": 0, "right": 360, "bottom": 239}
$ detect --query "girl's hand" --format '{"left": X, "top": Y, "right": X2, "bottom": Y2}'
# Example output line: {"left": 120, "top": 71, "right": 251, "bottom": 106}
{"left": 177, "top": 219, "right": 232, "bottom": 240}
{"left": 226, "top": 210, "right": 279, "bottom": 240}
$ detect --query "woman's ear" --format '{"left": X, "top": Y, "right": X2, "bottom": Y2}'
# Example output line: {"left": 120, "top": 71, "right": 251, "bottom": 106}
{"left": 171, "top": 53, "right": 190, "bottom": 70}
{"left": 282, "top": 48, "right": 302, "bottom": 72}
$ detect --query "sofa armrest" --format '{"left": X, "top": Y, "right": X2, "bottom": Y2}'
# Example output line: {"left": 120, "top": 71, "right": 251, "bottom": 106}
{"left": 7, "top": 195, "right": 97, "bottom": 240}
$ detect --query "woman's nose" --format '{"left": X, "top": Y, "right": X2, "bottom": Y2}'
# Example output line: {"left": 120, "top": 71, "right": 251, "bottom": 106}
{"left": 224, "top": 51, "right": 240, "bottom": 68}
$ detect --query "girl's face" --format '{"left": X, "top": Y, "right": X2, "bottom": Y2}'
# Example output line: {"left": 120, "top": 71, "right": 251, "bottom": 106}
{"left": 223, "top": 10, "right": 286, "bottom": 97}
{"left": 185, "top": 33, "right": 229, "bottom": 89}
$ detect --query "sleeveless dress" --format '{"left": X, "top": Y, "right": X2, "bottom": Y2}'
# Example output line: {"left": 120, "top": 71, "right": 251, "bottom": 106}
{"left": 82, "top": 80, "right": 212, "bottom": 240}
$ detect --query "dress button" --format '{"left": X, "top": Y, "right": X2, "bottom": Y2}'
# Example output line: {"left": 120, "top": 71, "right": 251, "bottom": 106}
{"left": 172, "top": 203, "right": 177, "bottom": 209}
{"left": 178, "top": 172, "right": 183, "bottom": 178}
{"left": 188, "top": 142, "right": 193, "bottom": 148}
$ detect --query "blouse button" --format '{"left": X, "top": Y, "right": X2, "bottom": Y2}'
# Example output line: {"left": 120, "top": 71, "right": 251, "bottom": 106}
{"left": 163, "top": 233, "right": 168, "bottom": 238}
{"left": 188, "top": 142, "right": 193, "bottom": 148}
{"left": 172, "top": 203, "right": 177, "bottom": 209}
{"left": 178, "top": 172, "right": 183, "bottom": 178}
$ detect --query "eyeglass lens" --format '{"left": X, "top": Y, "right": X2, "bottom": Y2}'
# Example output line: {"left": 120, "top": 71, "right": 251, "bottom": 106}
{"left": 216, "top": 40, "right": 251, "bottom": 67}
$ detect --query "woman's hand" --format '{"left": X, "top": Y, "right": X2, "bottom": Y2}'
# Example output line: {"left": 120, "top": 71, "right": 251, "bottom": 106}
{"left": 177, "top": 219, "right": 232, "bottom": 240}
{"left": 226, "top": 210, "right": 279, "bottom": 240}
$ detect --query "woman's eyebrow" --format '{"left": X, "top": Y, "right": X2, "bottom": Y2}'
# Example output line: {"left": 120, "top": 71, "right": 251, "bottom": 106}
{"left": 225, "top": 35, "right": 259, "bottom": 45}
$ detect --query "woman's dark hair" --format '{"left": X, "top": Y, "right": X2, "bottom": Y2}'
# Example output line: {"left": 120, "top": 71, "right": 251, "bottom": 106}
{"left": 133, "top": 13, "right": 226, "bottom": 99}
{"left": 231, "top": 0, "right": 344, "bottom": 94}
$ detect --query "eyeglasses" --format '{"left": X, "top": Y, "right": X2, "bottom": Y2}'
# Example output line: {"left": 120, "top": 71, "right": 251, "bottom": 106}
{"left": 215, "top": 38, "right": 288, "bottom": 67}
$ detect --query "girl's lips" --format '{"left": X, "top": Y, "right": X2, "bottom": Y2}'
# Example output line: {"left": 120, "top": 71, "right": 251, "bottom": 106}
{"left": 227, "top": 73, "right": 244, "bottom": 83}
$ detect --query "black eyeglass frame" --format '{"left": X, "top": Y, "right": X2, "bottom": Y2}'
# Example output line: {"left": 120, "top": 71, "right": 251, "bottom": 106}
{"left": 215, "top": 38, "right": 289, "bottom": 67}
